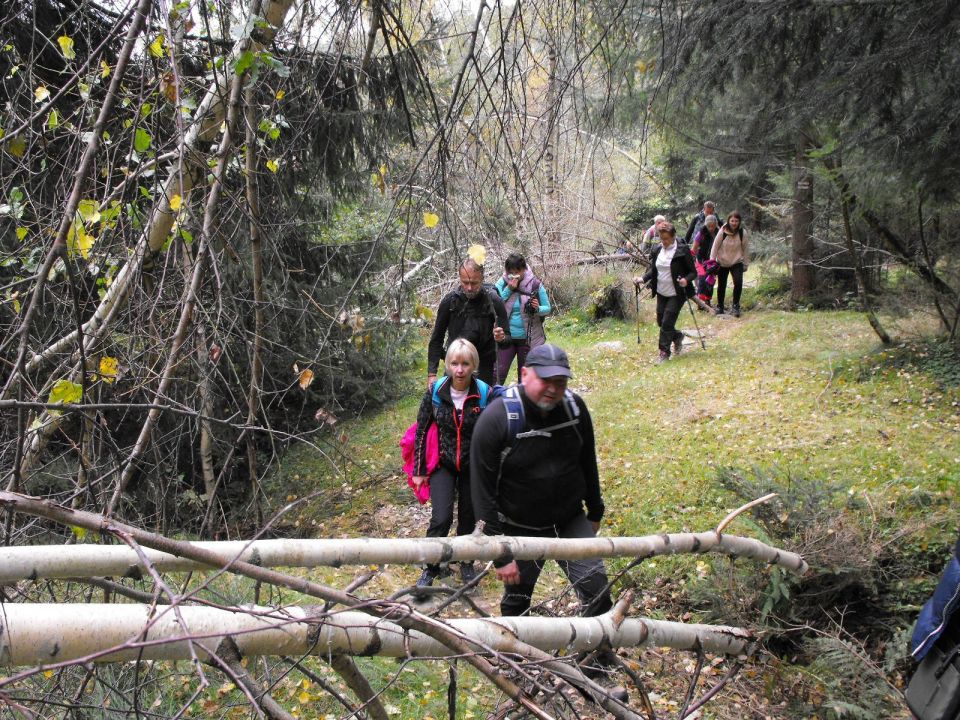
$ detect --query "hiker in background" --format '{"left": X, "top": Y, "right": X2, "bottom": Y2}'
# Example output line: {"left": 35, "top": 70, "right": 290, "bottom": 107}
{"left": 637, "top": 222, "right": 697, "bottom": 364}
{"left": 412, "top": 339, "right": 491, "bottom": 595}
{"left": 495, "top": 253, "right": 551, "bottom": 384}
{"left": 642, "top": 214, "right": 667, "bottom": 253}
{"left": 710, "top": 211, "right": 750, "bottom": 317}
{"left": 427, "top": 258, "right": 508, "bottom": 386}
{"left": 470, "top": 343, "right": 613, "bottom": 620}
{"left": 684, "top": 200, "right": 717, "bottom": 245}
{"left": 691, "top": 214, "right": 721, "bottom": 307}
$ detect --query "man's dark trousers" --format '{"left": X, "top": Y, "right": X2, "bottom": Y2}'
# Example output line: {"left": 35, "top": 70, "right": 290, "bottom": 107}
{"left": 499, "top": 512, "right": 612, "bottom": 617}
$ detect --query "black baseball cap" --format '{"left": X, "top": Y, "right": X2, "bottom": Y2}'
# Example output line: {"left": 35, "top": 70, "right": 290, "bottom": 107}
{"left": 525, "top": 344, "right": 572, "bottom": 378}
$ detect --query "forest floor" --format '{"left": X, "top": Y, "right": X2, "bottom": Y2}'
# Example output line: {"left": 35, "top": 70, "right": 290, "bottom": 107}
{"left": 261, "top": 292, "right": 960, "bottom": 719}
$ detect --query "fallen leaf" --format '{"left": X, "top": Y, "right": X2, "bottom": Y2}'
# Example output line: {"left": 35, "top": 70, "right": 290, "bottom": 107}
{"left": 298, "top": 368, "right": 314, "bottom": 390}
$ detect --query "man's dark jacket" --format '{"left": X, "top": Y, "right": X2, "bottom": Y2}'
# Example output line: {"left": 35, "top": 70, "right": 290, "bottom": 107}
{"left": 470, "top": 387, "right": 604, "bottom": 563}
{"left": 427, "top": 287, "right": 509, "bottom": 383}
{"left": 684, "top": 210, "right": 707, "bottom": 244}
{"left": 641, "top": 243, "right": 698, "bottom": 299}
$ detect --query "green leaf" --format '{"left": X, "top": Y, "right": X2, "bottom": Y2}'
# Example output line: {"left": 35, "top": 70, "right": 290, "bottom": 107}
{"left": 49, "top": 378, "right": 82, "bottom": 405}
{"left": 134, "top": 128, "right": 152, "bottom": 152}
{"left": 233, "top": 50, "right": 256, "bottom": 75}
{"left": 46, "top": 109, "right": 59, "bottom": 130}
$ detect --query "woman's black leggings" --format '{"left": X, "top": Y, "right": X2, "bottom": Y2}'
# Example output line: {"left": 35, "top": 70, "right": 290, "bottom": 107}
{"left": 716, "top": 262, "right": 744, "bottom": 308}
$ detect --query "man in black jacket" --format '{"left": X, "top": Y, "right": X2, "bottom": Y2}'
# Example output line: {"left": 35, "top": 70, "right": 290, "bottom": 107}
{"left": 427, "top": 258, "right": 508, "bottom": 386}
{"left": 684, "top": 200, "right": 716, "bottom": 245}
{"left": 470, "top": 343, "right": 612, "bottom": 617}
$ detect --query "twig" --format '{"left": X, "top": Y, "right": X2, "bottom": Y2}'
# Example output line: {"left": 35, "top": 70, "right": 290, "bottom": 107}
{"left": 716, "top": 493, "right": 778, "bottom": 535}
{"left": 681, "top": 661, "right": 744, "bottom": 718}
{"left": 677, "top": 645, "right": 704, "bottom": 719}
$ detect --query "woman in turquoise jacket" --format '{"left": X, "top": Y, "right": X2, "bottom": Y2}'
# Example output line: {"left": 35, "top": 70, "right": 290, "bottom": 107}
{"left": 494, "top": 253, "right": 551, "bottom": 384}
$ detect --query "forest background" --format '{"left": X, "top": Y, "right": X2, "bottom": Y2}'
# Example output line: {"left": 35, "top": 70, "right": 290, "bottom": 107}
{"left": 0, "top": 0, "right": 959, "bottom": 717}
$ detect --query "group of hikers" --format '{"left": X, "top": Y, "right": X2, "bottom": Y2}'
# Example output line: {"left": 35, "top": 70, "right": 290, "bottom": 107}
{"left": 403, "top": 207, "right": 750, "bottom": 616}
{"left": 627, "top": 201, "right": 750, "bottom": 314}
{"left": 401, "top": 231, "right": 960, "bottom": 715}
{"left": 407, "top": 252, "right": 611, "bottom": 630}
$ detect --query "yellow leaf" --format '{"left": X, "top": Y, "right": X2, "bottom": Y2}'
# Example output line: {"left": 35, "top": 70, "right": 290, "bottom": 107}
{"left": 16, "top": 227, "right": 28, "bottom": 242}
{"left": 148, "top": 35, "right": 166, "bottom": 58}
{"left": 49, "top": 378, "right": 82, "bottom": 404}
{"left": 379, "top": 164, "right": 388, "bottom": 177}
{"left": 34, "top": 85, "right": 50, "bottom": 103}
{"left": 7, "top": 134, "right": 26, "bottom": 157}
{"left": 71, "top": 525, "right": 87, "bottom": 540}
{"left": 77, "top": 199, "right": 100, "bottom": 225}
{"left": 275, "top": 89, "right": 285, "bottom": 100}
{"left": 100, "top": 60, "right": 111, "bottom": 78}
{"left": 423, "top": 211, "right": 440, "bottom": 229}
{"left": 300, "top": 679, "right": 311, "bottom": 689}
{"left": 57, "top": 35, "right": 76, "bottom": 60}
{"left": 266, "top": 158, "right": 279, "bottom": 173}
{"left": 298, "top": 691, "right": 311, "bottom": 704}
{"left": 66, "top": 219, "right": 94, "bottom": 259}
{"left": 99, "top": 356, "right": 119, "bottom": 383}
{"left": 467, "top": 244, "right": 486, "bottom": 266}
{"left": 298, "top": 368, "right": 314, "bottom": 390}
{"left": 170, "top": 193, "right": 182, "bottom": 211}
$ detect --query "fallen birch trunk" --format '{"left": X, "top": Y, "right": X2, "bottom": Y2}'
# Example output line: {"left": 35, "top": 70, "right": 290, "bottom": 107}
{"left": 0, "top": 603, "right": 755, "bottom": 666}
{"left": 0, "top": 530, "right": 807, "bottom": 583}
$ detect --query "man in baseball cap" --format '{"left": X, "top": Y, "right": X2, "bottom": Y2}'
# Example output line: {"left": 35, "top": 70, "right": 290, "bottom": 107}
{"left": 470, "top": 342, "right": 611, "bottom": 616}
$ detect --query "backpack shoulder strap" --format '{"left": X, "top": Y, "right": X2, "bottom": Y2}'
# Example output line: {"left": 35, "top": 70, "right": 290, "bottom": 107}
{"left": 431, "top": 375, "right": 449, "bottom": 410}
{"left": 476, "top": 379, "right": 490, "bottom": 409}
{"left": 500, "top": 385, "right": 525, "bottom": 463}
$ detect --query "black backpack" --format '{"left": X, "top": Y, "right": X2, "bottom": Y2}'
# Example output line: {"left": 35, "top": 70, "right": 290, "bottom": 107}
{"left": 447, "top": 286, "right": 499, "bottom": 350}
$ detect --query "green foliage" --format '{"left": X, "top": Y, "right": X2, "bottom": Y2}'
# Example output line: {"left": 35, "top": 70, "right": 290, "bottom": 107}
{"left": 800, "top": 636, "right": 893, "bottom": 719}
{"left": 845, "top": 340, "right": 960, "bottom": 389}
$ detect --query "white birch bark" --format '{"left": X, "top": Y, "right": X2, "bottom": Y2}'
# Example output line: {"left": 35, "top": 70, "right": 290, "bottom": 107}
{"left": 0, "top": 603, "right": 754, "bottom": 666}
{"left": 0, "top": 531, "right": 807, "bottom": 583}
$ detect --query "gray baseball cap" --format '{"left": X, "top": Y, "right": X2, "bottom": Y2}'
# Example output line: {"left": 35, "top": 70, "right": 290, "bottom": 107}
{"left": 525, "top": 344, "right": 572, "bottom": 378}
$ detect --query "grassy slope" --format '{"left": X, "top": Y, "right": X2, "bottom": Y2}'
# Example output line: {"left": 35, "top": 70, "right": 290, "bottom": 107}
{"left": 257, "top": 305, "right": 958, "bottom": 719}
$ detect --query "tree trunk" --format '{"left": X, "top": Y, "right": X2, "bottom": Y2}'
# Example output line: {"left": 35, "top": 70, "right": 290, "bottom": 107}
{"left": 791, "top": 133, "right": 815, "bottom": 303}
{"left": 0, "top": 528, "right": 807, "bottom": 584}
{"left": 0, "top": 603, "right": 754, "bottom": 666}
{"left": 829, "top": 161, "right": 892, "bottom": 345}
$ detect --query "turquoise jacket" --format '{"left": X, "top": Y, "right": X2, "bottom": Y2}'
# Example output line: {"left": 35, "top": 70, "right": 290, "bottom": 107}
{"left": 495, "top": 274, "right": 551, "bottom": 341}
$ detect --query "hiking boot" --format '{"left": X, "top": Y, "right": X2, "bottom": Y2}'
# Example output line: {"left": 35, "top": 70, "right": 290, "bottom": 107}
{"left": 716, "top": 305, "right": 726, "bottom": 315}
{"left": 673, "top": 336, "right": 683, "bottom": 355}
{"left": 731, "top": 304, "right": 741, "bottom": 317}
{"left": 655, "top": 350, "right": 670, "bottom": 365}
{"left": 459, "top": 562, "right": 478, "bottom": 585}
{"left": 414, "top": 567, "right": 439, "bottom": 599}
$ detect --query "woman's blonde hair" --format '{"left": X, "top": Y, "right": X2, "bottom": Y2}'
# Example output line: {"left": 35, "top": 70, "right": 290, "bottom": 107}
{"left": 445, "top": 338, "right": 479, "bottom": 375}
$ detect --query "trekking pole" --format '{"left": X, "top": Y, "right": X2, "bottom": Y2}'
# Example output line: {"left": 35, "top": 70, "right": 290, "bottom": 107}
{"left": 683, "top": 291, "right": 707, "bottom": 350}
{"left": 634, "top": 283, "right": 641, "bottom": 344}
